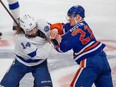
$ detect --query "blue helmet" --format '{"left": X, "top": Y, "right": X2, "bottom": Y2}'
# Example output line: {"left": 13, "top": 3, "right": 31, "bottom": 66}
{"left": 67, "top": 5, "right": 85, "bottom": 18}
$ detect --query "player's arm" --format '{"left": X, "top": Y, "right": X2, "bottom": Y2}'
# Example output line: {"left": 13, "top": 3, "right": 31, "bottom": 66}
{"left": 50, "top": 23, "right": 64, "bottom": 35}
{"left": 56, "top": 39, "right": 73, "bottom": 53}
{"left": 54, "top": 31, "right": 74, "bottom": 52}
{"left": 50, "top": 23, "right": 64, "bottom": 39}
{"left": 50, "top": 23, "right": 72, "bottom": 39}
{"left": 7, "top": 0, "right": 20, "bottom": 27}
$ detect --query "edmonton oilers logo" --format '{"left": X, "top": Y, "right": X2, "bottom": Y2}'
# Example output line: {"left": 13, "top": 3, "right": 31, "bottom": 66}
{"left": 44, "top": 26, "right": 49, "bottom": 32}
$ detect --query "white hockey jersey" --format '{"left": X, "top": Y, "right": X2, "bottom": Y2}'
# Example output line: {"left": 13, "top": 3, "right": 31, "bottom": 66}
{"left": 14, "top": 34, "right": 54, "bottom": 66}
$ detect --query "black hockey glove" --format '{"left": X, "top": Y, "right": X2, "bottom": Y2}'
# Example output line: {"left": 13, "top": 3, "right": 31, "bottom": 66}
{"left": 51, "top": 39, "right": 59, "bottom": 46}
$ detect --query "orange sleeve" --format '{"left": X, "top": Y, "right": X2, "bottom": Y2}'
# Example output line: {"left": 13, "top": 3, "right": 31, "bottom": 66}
{"left": 50, "top": 23, "right": 64, "bottom": 35}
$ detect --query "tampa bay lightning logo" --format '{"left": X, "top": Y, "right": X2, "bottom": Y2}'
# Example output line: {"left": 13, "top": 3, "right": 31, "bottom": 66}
{"left": 44, "top": 26, "right": 49, "bottom": 32}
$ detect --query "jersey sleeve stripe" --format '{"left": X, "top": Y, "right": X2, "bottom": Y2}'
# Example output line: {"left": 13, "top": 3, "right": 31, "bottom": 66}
{"left": 8, "top": 1, "right": 19, "bottom": 10}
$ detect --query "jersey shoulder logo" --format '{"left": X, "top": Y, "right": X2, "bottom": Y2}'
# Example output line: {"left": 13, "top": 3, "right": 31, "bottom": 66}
{"left": 44, "top": 26, "right": 50, "bottom": 32}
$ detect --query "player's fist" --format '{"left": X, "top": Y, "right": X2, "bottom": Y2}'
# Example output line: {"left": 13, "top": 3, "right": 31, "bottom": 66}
{"left": 55, "top": 34, "right": 62, "bottom": 44}
{"left": 50, "top": 29, "right": 58, "bottom": 39}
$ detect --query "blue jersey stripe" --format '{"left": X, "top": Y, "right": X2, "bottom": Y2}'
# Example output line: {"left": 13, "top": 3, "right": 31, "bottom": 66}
{"left": 28, "top": 49, "right": 37, "bottom": 57}
{"left": 74, "top": 41, "right": 101, "bottom": 58}
{"left": 9, "top": 2, "right": 19, "bottom": 10}
{"left": 16, "top": 54, "right": 42, "bottom": 63}
{"left": 75, "top": 44, "right": 105, "bottom": 64}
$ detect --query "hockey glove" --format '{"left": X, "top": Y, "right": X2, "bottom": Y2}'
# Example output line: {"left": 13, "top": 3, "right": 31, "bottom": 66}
{"left": 51, "top": 39, "right": 59, "bottom": 46}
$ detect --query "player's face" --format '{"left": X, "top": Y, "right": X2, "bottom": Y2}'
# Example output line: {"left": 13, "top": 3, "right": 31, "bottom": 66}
{"left": 67, "top": 15, "right": 75, "bottom": 26}
{"left": 25, "top": 27, "right": 38, "bottom": 36}
{"left": 67, "top": 14, "right": 81, "bottom": 26}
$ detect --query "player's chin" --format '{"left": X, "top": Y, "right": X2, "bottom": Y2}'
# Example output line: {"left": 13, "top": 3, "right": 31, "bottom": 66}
{"left": 70, "top": 23, "right": 75, "bottom": 27}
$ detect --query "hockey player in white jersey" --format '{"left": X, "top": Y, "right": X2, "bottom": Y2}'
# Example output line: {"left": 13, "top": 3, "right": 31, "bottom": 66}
{"left": 7, "top": 0, "right": 20, "bottom": 30}
{"left": 0, "top": 14, "right": 58, "bottom": 87}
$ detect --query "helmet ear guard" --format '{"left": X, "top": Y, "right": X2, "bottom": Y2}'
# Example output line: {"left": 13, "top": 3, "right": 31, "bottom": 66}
{"left": 67, "top": 5, "right": 85, "bottom": 18}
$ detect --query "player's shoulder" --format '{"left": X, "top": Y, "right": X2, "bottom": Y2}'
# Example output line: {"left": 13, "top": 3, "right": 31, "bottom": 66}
{"left": 16, "top": 34, "right": 29, "bottom": 43}
{"left": 36, "top": 18, "right": 50, "bottom": 30}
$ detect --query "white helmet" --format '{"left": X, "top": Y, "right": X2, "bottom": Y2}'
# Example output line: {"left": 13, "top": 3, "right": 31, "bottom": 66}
{"left": 20, "top": 14, "right": 36, "bottom": 32}
{"left": 36, "top": 19, "right": 50, "bottom": 38}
